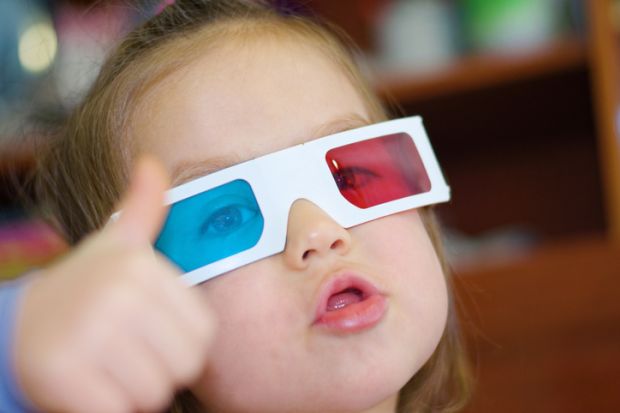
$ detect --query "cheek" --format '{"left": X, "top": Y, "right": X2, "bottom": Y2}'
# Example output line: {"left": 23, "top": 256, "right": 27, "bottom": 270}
{"left": 198, "top": 266, "right": 295, "bottom": 351}
{"left": 191, "top": 261, "right": 306, "bottom": 404}
{"left": 356, "top": 211, "right": 449, "bottom": 360}
{"left": 360, "top": 210, "right": 446, "bottom": 292}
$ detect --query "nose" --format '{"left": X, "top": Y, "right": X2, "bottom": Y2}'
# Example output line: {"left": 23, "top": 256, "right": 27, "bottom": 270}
{"left": 283, "top": 199, "right": 352, "bottom": 269}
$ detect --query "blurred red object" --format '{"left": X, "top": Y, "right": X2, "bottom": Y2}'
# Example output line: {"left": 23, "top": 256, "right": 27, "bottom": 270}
{"left": 0, "top": 219, "right": 67, "bottom": 279}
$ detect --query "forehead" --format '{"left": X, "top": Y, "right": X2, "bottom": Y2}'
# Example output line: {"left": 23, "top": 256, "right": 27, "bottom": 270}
{"left": 132, "top": 36, "right": 370, "bottom": 184}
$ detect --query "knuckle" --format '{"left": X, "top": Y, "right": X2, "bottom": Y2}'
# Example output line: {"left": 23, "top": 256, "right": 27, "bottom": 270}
{"left": 124, "top": 254, "right": 153, "bottom": 283}
{"left": 99, "top": 283, "right": 139, "bottom": 315}
{"left": 106, "top": 396, "right": 132, "bottom": 413}
{"left": 170, "top": 352, "right": 201, "bottom": 384}
{"left": 39, "top": 350, "right": 77, "bottom": 388}
{"left": 72, "top": 384, "right": 130, "bottom": 413}
{"left": 136, "top": 375, "right": 173, "bottom": 412}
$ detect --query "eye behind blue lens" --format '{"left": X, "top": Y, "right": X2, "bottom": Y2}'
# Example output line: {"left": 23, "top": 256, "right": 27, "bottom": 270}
{"left": 201, "top": 202, "right": 259, "bottom": 237}
{"left": 205, "top": 205, "right": 243, "bottom": 234}
{"left": 155, "top": 179, "right": 264, "bottom": 273}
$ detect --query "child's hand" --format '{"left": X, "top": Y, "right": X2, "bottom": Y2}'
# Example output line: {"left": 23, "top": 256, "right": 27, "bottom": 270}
{"left": 14, "top": 157, "right": 214, "bottom": 413}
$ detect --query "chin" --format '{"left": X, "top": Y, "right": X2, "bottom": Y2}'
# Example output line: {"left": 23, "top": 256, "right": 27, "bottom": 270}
{"left": 194, "top": 358, "right": 418, "bottom": 413}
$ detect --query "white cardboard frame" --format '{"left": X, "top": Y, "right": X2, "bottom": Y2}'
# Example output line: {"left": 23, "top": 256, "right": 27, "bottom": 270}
{"left": 159, "top": 116, "right": 450, "bottom": 285}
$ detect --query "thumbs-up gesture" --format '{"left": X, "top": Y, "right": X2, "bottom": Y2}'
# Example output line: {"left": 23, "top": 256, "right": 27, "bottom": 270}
{"left": 14, "top": 157, "right": 214, "bottom": 413}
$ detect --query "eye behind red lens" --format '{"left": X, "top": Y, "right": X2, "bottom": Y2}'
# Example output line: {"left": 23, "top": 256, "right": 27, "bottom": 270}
{"left": 326, "top": 133, "right": 431, "bottom": 209}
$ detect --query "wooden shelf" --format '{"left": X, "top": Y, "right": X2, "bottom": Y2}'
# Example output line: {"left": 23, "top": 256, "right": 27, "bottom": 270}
{"left": 374, "top": 37, "right": 588, "bottom": 104}
{"left": 455, "top": 237, "right": 620, "bottom": 413}
{"left": 588, "top": 0, "right": 620, "bottom": 242}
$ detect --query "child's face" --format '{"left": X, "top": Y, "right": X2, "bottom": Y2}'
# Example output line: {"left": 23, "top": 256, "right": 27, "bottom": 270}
{"left": 133, "top": 37, "right": 448, "bottom": 413}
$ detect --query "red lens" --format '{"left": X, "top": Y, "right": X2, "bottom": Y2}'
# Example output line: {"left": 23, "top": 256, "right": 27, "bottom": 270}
{"left": 326, "top": 133, "right": 431, "bottom": 209}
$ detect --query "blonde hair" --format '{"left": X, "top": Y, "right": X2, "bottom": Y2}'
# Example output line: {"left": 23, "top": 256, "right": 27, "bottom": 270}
{"left": 33, "top": 1, "right": 470, "bottom": 411}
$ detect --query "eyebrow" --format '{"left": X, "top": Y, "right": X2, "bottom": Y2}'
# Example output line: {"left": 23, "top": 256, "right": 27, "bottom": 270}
{"left": 170, "top": 113, "right": 371, "bottom": 186}
{"left": 171, "top": 154, "right": 245, "bottom": 186}
{"left": 307, "top": 113, "right": 371, "bottom": 142}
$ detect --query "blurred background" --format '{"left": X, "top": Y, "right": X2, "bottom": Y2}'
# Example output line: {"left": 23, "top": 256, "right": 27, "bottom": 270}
{"left": 0, "top": 0, "right": 619, "bottom": 412}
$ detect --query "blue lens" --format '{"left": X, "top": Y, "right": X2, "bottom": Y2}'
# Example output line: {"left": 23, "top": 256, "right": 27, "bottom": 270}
{"left": 155, "top": 179, "right": 264, "bottom": 273}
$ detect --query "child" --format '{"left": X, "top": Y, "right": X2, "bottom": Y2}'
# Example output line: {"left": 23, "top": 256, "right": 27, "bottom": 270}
{"left": 5, "top": 0, "right": 470, "bottom": 412}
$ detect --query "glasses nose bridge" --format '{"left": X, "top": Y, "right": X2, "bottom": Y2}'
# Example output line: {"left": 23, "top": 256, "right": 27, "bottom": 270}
{"left": 260, "top": 144, "right": 351, "bottom": 255}
{"left": 271, "top": 148, "right": 338, "bottom": 220}
{"left": 280, "top": 185, "right": 345, "bottom": 231}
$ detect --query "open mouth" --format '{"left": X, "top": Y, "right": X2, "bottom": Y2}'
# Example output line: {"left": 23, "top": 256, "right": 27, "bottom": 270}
{"left": 326, "top": 287, "right": 365, "bottom": 311}
{"left": 314, "top": 275, "right": 387, "bottom": 333}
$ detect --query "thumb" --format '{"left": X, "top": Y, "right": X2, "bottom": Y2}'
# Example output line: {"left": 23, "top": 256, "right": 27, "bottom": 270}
{"left": 113, "top": 155, "right": 170, "bottom": 245}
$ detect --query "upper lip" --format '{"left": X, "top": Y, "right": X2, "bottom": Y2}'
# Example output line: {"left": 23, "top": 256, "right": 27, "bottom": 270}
{"left": 312, "top": 271, "right": 384, "bottom": 323}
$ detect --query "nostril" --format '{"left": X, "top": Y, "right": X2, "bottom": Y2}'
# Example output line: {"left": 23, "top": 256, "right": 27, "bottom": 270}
{"left": 300, "top": 239, "right": 346, "bottom": 262}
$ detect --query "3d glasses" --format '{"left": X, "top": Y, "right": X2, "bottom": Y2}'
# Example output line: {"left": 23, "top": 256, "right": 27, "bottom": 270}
{"left": 154, "top": 116, "right": 450, "bottom": 285}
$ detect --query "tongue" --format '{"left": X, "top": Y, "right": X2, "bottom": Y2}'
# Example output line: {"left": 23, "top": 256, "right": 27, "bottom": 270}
{"left": 326, "top": 289, "right": 363, "bottom": 311}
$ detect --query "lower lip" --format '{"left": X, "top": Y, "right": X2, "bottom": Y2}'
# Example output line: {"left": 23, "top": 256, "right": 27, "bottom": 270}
{"left": 313, "top": 294, "right": 388, "bottom": 333}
